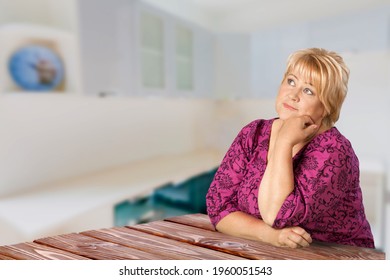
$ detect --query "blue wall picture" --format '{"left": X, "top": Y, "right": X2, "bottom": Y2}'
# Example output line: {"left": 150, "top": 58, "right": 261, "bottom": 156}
{"left": 8, "top": 45, "right": 65, "bottom": 91}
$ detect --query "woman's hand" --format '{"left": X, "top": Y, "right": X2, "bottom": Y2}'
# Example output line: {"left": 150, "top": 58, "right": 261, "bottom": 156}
{"left": 277, "top": 115, "right": 320, "bottom": 147}
{"left": 274, "top": 226, "right": 312, "bottom": 248}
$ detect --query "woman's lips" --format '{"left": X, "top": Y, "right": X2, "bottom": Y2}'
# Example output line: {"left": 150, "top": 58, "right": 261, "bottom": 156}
{"left": 283, "top": 103, "right": 298, "bottom": 111}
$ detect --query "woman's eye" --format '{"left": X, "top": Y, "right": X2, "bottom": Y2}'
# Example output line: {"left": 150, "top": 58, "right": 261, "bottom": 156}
{"left": 303, "top": 88, "right": 313, "bottom": 95}
{"left": 287, "top": 79, "right": 295, "bottom": 86}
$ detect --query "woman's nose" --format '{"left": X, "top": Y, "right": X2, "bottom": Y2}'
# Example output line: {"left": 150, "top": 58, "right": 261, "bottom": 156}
{"left": 288, "top": 89, "right": 300, "bottom": 101}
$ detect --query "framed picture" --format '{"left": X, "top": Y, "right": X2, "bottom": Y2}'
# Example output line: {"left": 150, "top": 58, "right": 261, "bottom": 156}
{"left": 0, "top": 23, "right": 79, "bottom": 94}
{"left": 8, "top": 40, "right": 65, "bottom": 92}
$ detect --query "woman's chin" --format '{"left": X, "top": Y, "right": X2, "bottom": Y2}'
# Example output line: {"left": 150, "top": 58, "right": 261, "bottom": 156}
{"left": 277, "top": 112, "right": 299, "bottom": 120}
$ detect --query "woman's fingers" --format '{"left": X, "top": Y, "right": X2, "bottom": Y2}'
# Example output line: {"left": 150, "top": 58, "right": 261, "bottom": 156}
{"left": 277, "top": 116, "right": 319, "bottom": 146}
{"left": 291, "top": 226, "right": 313, "bottom": 244}
{"left": 278, "top": 226, "right": 312, "bottom": 248}
{"left": 287, "top": 233, "right": 311, "bottom": 248}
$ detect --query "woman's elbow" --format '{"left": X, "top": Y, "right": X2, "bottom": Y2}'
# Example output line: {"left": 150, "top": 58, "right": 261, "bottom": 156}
{"left": 260, "top": 211, "right": 277, "bottom": 227}
{"left": 262, "top": 216, "right": 275, "bottom": 227}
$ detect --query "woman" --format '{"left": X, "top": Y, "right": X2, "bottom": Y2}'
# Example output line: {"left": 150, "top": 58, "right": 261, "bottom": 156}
{"left": 206, "top": 48, "right": 375, "bottom": 249}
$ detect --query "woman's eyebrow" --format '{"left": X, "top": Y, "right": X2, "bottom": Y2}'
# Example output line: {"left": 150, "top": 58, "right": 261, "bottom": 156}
{"left": 289, "top": 73, "right": 314, "bottom": 87}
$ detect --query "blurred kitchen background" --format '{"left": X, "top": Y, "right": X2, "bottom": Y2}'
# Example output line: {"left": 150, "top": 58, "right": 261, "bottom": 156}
{"left": 0, "top": 0, "right": 389, "bottom": 257}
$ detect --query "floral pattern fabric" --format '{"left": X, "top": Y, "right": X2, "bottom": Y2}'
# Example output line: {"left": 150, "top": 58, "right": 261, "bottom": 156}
{"left": 206, "top": 118, "right": 374, "bottom": 248}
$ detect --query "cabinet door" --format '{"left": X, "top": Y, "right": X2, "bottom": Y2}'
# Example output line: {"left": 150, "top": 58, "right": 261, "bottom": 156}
{"left": 139, "top": 10, "right": 165, "bottom": 90}
{"left": 175, "top": 24, "right": 194, "bottom": 91}
{"left": 137, "top": 3, "right": 214, "bottom": 97}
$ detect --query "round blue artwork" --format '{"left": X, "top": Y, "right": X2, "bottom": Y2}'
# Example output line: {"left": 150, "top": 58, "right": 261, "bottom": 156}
{"left": 8, "top": 45, "right": 65, "bottom": 91}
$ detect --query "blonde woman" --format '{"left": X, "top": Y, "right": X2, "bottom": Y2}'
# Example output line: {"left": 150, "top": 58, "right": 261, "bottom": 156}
{"left": 206, "top": 48, "right": 374, "bottom": 249}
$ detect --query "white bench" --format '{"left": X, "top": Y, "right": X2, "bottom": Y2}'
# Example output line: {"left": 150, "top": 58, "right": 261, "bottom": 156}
{"left": 0, "top": 149, "right": 222, "bottom": 245}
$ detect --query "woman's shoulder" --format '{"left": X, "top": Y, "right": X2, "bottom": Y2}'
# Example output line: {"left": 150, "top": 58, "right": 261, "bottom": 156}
{"left": 241, "top": 118, "right": 275, "bottom": 134}
{"left": 319, "top": 127, "right": 352, "bottom": 145}
{"left": 310, "top": 127, "right": 356, "bottom": 156}
{"left": 235, "top": 118, "right": 275, "bottom": 150}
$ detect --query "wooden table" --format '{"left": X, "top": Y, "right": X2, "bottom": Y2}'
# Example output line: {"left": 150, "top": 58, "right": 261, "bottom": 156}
{"left": 0, "top": 214, "right": 385, "bottom": 260}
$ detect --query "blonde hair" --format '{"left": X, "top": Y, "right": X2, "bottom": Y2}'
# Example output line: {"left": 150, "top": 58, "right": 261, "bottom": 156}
{"left": 283, "top": 48, "right": 349, "bottom": 128}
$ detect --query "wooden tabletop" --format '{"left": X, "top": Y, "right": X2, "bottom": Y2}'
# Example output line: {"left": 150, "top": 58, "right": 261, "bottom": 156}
{"left": 0, "top": 214, "right": 385, "bottom": 260}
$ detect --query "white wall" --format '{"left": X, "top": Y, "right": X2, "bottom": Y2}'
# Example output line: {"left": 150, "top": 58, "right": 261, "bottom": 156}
{"left": 307, "top": 7, "right": 390, "bottom": 53}
{"left": 251, "top": 23, "right": 309, "bottom": 98}
{"left": 0, "top": 0, "right": 51, "bottom": 26}
{"left": 141, "top": 0, "right": 213, "bottom": 31}
{"left": 214, "top": 33, "right": 252, "bottom": 99}
{"left": 213, "top": 98, "right": 275, "bottom": 150}
{"left": 338, "top": 51, "right": 390, "bottom": 162}
{"left": 0, "top": 0, "right": 77, "bottom": 31}
{"left": 0, "top": 95, "right": 216, "bottom": 197}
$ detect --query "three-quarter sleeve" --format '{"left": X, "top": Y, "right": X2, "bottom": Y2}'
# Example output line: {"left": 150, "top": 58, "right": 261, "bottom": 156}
{"left": 272, "top": 145, "right": 340, "bottom": 228}
{"left": 272, "top": 130, "right": 368, "bottom": 239}
{"left": 206, "top": 120, "right": 259, "bottom": 227}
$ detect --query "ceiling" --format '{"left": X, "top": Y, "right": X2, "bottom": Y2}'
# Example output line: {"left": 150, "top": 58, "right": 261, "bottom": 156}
{"left": 142, "top": 0, "right": 390, "bottom": 32}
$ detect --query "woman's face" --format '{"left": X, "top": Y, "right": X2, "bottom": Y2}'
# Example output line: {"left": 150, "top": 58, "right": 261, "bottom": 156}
{"left": 275, "top": 71, "right": 326, "bottom": 127}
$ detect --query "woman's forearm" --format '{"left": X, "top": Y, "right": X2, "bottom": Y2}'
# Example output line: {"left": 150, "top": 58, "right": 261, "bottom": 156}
{"left": 258, "top": 140, "right": 295, "bottom": 226}
{"left": 216, "top": 211, "right": 312, "bottom": 248}
{"left": 215, "top": 211, "right": 278, "bottom": 244}
{"left": 258, "top": 117, "right": 320, "bottom": 226}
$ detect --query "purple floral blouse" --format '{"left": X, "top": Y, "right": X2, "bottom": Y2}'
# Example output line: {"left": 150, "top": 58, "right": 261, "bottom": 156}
{"left": 206, "top": 119, "right": 375, "bottom": 248}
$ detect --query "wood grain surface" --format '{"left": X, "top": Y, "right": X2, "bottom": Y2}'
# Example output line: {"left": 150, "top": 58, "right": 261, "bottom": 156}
{"left": 164, "top": 213, "right": 215, "bottom": 231}
{"left": 81, "top": 227, "right": 244, "bottom": 260}
{"left": 131, "top": 219, "right": 385, "bottom": 260}
{"left": 0, "top": 242, "right": 89, "bottom": 260}
{"left": 164, "top": 214, "right": 385, "bottom": 260}
{"left": 304, "top": 240, "right": 385, "bottom": 260}
{"left": 34, "top": 233, "right": 172, "bottom": 260}
{"left": 0, "top": 252, "right": 15, "bottom": 260}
